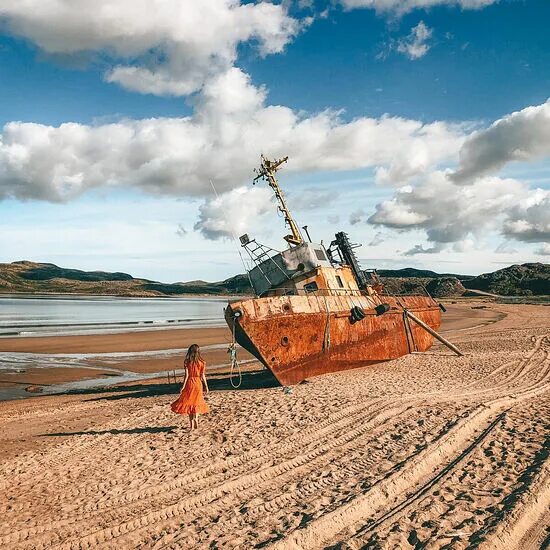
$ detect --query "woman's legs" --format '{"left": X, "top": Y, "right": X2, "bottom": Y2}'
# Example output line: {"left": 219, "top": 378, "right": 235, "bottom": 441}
{"left": 189, "top": 413, "right": 195, "bottom": 430}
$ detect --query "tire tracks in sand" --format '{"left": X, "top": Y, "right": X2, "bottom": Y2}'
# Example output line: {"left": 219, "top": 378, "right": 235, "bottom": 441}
{"left": 267, "top": 334, "right": 550, "bottom": 549}
{"left": 0, "top": 327, "right": 548, "bottom": 549}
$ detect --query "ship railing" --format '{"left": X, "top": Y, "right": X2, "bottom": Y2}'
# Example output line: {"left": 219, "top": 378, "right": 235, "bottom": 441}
{"left": 260, "top": 287, "right": 366, "bottom": 298}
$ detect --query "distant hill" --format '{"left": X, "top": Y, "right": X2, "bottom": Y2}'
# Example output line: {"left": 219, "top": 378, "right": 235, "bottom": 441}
{"left": 0, "top": 261, "right": 250, "bottom": 297}
{"left": 461, "top": 263, "right": 550, "bottom": 296}
{"left": 16, "top": 261, "right": 135, "bottom": 282}
{"left": 379, "top": 275, "right": 466, "bottom": 298}
{"left": 377, "top": 267, "right": 471, "bottom": 280}
{"left": 0, "top": 261, "right": 548, "bottom": 298}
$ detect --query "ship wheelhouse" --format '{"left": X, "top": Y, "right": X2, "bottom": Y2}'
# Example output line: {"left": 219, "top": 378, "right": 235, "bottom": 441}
{"left": 241, "top": 237, "right": 364, "bottom": 298}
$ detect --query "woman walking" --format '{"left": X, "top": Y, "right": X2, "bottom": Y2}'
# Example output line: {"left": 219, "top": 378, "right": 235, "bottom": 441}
{"left": 171, "top": 344, "right": 209, "bottom": 430}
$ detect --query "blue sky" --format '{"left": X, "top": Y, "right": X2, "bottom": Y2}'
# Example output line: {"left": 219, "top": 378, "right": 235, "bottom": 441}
{"left": 0, "top": 0, "right": 548, "bottom": 281}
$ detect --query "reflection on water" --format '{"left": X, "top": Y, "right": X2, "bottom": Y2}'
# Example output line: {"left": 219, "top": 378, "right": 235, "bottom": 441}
{"left": 0, "top": 295, "right": 227, "bottom": 336}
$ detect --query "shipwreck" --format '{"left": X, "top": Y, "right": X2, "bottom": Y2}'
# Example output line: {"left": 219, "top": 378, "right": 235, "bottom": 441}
{"left": 225, "top": 155, "right": 459, "bottom": 386}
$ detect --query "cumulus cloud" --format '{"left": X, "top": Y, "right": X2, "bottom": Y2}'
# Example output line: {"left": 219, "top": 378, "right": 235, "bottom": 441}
{"left": 536, "top": 243, "right": 550, "bottom": 256}
{"left": 502, "top": 189, "right": 550, "bottom": 243}
{"left": 0, "top": 0, "right": 299, "bottom": 96}
{"left": 369, "top": 171, "right": 528, "bottom": 245}
{"left": 338, "top": 0, "right": 497, "bottom": 16}
{"left": 0, "top": 67, "right": 465, "bottom": 202}
{"left": 397, "top": 21, "right": 432, "bottom": 60}
{"left": 194, "top": 186, "right": 273, "bottom": 240}
{"left": 452, "top": 99, "right": 550, "bottom": 183}
{"left": 368, "top": 98, "right": 550, "bottom": 250}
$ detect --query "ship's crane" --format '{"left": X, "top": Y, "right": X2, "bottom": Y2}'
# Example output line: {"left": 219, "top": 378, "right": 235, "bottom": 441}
{"left": 327, "top": 232, "right": 369, "bottom": 290}
{"left": 253, "top": 155, "right": 304, "bottom": 247}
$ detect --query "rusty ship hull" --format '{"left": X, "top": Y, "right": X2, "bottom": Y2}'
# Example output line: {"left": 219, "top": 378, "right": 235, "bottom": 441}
{"left": 225, "top": 294, "right": 441, "bottom": 386}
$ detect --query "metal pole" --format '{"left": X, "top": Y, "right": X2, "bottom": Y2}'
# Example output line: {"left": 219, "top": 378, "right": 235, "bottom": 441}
{"left": 404, "top": 309, "right": 463, "bottom": 357}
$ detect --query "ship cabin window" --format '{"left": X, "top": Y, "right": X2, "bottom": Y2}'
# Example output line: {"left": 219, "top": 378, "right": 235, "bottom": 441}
{"left": 303, "top": 281, "right": 319, "bottom": 294}
{"left": 314, "top": 249, "right": 326, "bottom": 261}
{"left": 335, "top": 275, "right": 344, "bottom": 288}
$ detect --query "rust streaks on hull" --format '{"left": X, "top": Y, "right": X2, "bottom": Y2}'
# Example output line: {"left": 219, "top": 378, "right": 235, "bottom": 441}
{"left": 226, "top": 294, "right": 442, "bottom": 386}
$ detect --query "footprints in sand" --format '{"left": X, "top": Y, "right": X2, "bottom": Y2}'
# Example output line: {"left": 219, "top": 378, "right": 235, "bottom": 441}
{"left": 0, "top": 323, "right": 549, "bottom": 549}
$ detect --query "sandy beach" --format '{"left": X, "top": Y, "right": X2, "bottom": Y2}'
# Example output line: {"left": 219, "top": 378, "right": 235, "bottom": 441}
{"left": 0, "top": 301, "right": 548, "bottom": 548}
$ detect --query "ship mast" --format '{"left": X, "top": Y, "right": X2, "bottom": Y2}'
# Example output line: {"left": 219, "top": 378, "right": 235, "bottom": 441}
{"left": 253, "top": 155, "right": 304, "bottom": 247}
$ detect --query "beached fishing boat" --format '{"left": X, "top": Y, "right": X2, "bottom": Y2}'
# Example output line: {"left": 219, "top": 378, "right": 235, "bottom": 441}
{"left": 225, "top": 156, "right": 451, "bottom": 385}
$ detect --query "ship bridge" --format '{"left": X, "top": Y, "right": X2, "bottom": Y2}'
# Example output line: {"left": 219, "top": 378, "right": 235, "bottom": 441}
{"left": 240, "top": 236, "right": 361, "bottom": 298}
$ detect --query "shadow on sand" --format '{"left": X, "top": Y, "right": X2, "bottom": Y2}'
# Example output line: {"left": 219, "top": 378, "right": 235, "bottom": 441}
{"left": 58, "top": 369, "right": 280, "bottom": 402}
{"left": 40, "top": 426, "right": 178, "bottom": 437}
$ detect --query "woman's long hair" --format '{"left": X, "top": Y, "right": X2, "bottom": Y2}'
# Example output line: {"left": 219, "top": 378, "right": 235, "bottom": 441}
{"left": 184, "top": 343, "right": 203, "bottom": 366}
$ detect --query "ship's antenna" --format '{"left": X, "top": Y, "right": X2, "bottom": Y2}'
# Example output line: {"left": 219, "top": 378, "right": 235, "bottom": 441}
{"left": 253, "top": 155, "right": 304, "bottom": 247}
{"left": 208, "top": 179, "right": 254, "bottom": 290}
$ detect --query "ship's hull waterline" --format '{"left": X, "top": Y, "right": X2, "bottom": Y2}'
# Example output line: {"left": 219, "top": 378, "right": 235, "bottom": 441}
{"left": 225, "top": 294, "right": 442, "bottom": 385}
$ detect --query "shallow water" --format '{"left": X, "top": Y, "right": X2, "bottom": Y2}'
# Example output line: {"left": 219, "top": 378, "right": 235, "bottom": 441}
{"left": 0, "top": 295, "right": 234, "bottom": 400}
{"left": 0, "top": 342, "right": 252, "bottom": 401}
{"left": 0, "top": 295, "right": 227, "bottom": 336}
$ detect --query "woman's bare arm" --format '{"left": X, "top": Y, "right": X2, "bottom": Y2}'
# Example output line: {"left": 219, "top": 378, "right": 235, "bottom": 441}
{"left": 181, "top": 365, "right": 189, "bottom": 391}
{"left": 202, "top": 370, "right": 209, "bottom": 394}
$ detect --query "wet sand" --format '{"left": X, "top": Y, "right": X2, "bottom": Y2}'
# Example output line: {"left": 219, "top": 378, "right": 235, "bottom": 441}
{"left": 0, "top": 326, "right": 231, "bottom": 354}
{"left": 0, "top": 327, "right": 254, "bottom": 395}
{"left": 0, "top": 301, "right": 549, "bottom": 548}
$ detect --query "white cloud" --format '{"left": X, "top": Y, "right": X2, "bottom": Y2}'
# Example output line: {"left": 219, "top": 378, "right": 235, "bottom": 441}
{"left": 502, "top": 189, "right": 550, "bottom": 243}
{"left": 369, "top": 171, "right": 529, "bottom": 245}
{"left": 339, "top": 0, "right": 497, "bottom": 16}
{"left": 194, "top": 186, "right": 273, "bottom": 240}
{"left": 0, "top": 67, "right": 465, "bottom": 203}
{"left": 452, "top": 98, "right": 550, "bottom": 183}
{"left": 452, "top": 238, "right": 474, "bottom": 252}
{"left": 369, "top": 98, "right": 550, "bottom": 249}
{"left": 0, "top": 0, "right": 299, "bottom": 96}
{"left": 536, "top": 243, "right": 550, "bottom": 256}
{"left": 397, "top": 21, "right": 432, "bottom": 60}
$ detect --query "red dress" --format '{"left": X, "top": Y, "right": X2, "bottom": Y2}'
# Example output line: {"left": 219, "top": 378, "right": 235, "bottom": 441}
{"left": 171, "top": 360, "right": 209, "bottom": 415}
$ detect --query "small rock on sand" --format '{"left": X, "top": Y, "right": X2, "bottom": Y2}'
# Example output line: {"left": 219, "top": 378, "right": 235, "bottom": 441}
{"left": 25, "top": 385, "right": 44, "bottom": 393}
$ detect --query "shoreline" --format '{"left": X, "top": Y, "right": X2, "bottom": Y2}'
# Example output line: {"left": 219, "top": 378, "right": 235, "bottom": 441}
{"left": 0, "top": 325, "right": 257, "bottom": 401}
{"left": 0, "top": 301, "right": 505, "bottom": 401}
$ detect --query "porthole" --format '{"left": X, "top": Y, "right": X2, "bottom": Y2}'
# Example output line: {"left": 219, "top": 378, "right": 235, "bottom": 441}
{"left": 281, "top": 336, "right": 289, "bottom": 347}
